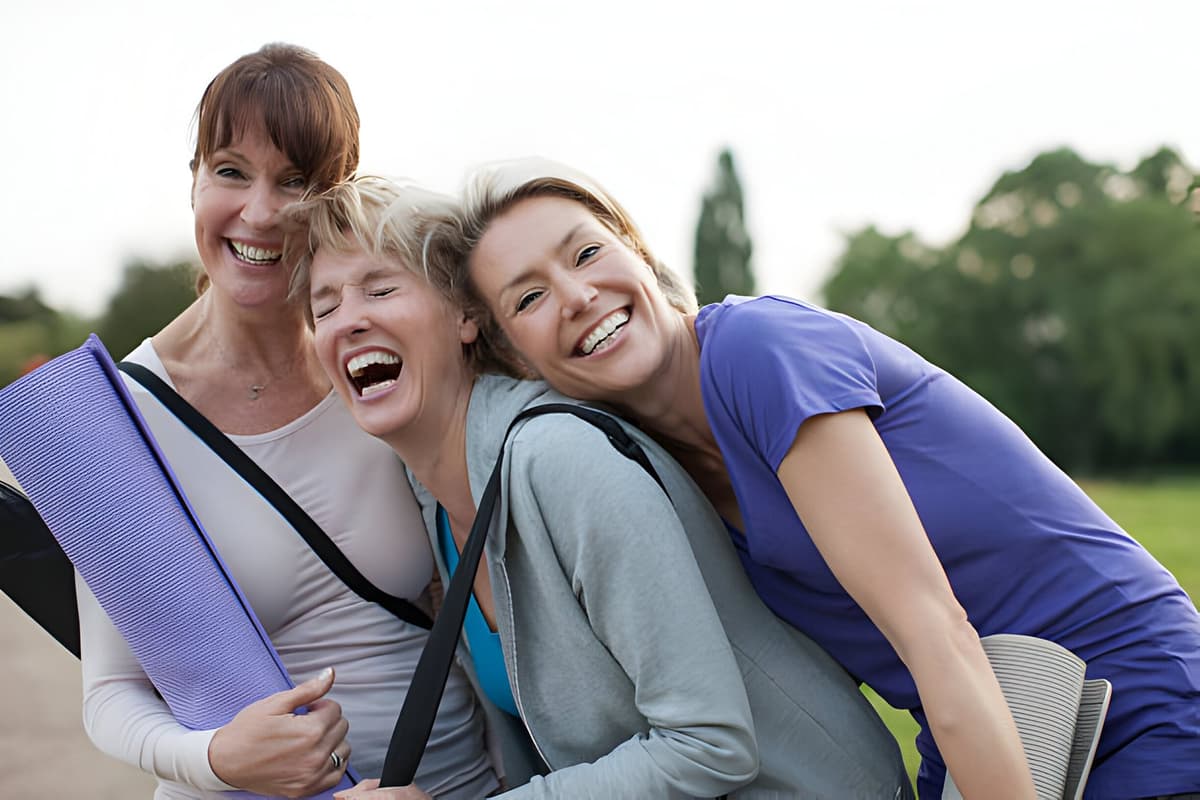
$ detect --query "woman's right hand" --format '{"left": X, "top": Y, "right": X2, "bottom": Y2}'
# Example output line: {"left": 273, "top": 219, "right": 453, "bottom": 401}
{"left": 208, "top": 666, "right": 351, "bottom": 798}
{"left": 333, "top": 778, "right": 432, "bottom": 799}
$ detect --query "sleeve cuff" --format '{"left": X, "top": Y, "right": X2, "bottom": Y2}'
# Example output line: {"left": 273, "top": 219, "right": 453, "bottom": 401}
{"left": 180, "top": 728, "right": 239, "bottom": 791}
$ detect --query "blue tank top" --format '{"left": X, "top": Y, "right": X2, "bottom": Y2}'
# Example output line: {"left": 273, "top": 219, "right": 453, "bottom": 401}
{"left": 436, "top": 506, "right": 519, "bottom": 716}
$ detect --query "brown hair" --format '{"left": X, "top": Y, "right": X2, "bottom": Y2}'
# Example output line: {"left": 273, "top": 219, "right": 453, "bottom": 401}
{"left": 424, "top": 158, "right": 698, "bottom": 375}
{"left": 191, "top": 43, "right": 360, "bottom": 293}
{"left": 282, "top": 176, "right": 527, "bottom": 378}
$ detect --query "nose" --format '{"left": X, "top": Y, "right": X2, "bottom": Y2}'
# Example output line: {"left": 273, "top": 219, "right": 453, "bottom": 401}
{"left": 328, "top": 291, "right": 371, "bottom": 338}
{"left": 558, "top": 274, "right": 598, "bottom": 320}
{"left": 241, "top": 179, "right": 281, "bottom": 230}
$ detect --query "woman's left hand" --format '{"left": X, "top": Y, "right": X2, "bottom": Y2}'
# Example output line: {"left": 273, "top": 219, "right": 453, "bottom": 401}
{"left": 333, "top": 778, "right": 432, "bottom": 799}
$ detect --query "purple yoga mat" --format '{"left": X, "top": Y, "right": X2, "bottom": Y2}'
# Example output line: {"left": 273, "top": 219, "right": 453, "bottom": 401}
{"left": 0, "top": 335, "right": 357, "bottom": 798}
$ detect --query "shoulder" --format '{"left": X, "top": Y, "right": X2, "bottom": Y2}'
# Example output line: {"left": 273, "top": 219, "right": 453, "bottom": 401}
{"left": 119, "top": 338, "right": 170, "bottom": 385}
{"left": 697, "top": 295, "right": 878, "bottom": 397}
{"left": 506, "top": 404, "right": 669, "bottom": 509}
{"left": 697, "top": 295, "right": 867, "bottom": 363}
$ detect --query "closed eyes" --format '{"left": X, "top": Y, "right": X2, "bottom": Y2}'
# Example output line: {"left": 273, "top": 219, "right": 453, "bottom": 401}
{"left": 312, "top": 285, "right": 398, "bottom": 320}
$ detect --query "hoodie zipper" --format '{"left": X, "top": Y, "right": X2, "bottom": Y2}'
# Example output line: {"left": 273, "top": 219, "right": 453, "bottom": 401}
{"left": 496, "top": 557, "right": 552, "bottom": 769}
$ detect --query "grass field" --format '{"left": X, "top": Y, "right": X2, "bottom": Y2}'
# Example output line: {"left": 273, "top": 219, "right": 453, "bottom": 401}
{"left": 865, "top": 472, "right": 1200, "bottom": 784}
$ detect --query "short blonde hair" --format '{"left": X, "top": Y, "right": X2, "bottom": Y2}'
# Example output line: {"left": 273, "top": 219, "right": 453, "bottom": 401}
{"left": 423, "top": 158, "right": 698, "bottom": 374}
{"left": 282, "top": 175, "right": 523, "bottom": 376}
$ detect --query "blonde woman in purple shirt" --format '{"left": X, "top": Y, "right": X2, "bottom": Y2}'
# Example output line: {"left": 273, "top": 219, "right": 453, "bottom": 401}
{"left": 428, "top": 157, "right": 1200, "bottom": 800}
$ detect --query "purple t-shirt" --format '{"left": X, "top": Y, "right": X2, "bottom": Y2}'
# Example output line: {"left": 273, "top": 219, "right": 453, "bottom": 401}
{"left": 695, "top": 295, "right": 1200, "bottom": 800}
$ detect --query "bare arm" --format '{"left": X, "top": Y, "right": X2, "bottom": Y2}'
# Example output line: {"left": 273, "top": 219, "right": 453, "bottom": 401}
{"left": 776, "top": 409, "right": 1035, "bottom": 800}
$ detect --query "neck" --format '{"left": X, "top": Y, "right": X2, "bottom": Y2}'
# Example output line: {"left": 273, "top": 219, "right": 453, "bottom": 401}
{"left": 198, "top": 289, "right": 312, "bottom": 369}
{"left": 606, "top": 313, "right": 718, "bottom": 457}
{"left": 386, "top": 374, "right": 478, "bottom": 530}
{"left": 157, "top": 289, "right": 327, "bottom": 391}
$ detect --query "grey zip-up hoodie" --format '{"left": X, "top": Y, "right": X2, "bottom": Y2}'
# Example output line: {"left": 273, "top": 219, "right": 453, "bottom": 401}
{"left": 412, "top": 375, "right": 911, "bottom": 799}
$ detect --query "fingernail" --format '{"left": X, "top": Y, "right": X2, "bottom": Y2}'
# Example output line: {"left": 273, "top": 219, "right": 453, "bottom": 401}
{"left": 318, "top": 666, "right": 333, "bottom": 682}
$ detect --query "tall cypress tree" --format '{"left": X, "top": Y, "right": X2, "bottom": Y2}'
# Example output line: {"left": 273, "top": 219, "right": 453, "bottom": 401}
{"left": 693, "top": 148, "right": 755, "bottom": 306}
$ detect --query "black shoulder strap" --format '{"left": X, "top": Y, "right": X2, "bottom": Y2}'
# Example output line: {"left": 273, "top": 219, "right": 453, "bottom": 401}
{"left": 118, "top": 361, "right": 432, "bottom": 631}
{"left": 0, "top": 480, "right": 80, "bottom": 656}
{"left": 380, "top": 402, "right": 665, "bottom": 786}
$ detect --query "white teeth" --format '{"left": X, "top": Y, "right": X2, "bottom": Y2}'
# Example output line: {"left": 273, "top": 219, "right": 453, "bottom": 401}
{"left": 347, "top": 350, "right": 400, "bottom": 377}
{"left": 360, "top": 379, "right": 397, "bottom": 397}
{"left": 580, "top": 310, "right": 630, "bottom": 355}
{"left": 230, "top": 240, "right": 282, "bottom": 263}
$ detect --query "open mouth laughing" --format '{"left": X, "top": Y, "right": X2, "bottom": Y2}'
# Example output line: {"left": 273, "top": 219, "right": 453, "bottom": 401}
{"left": 576, "top": 308, "right": 630, "bottom": 356}
{"left": 346, "top": 349, "right": 402, "bottom": 397}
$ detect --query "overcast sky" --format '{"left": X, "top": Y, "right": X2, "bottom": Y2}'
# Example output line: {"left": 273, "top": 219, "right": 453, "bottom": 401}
{"left": 2, "top": 0, "right": 1197, "bottom": 316}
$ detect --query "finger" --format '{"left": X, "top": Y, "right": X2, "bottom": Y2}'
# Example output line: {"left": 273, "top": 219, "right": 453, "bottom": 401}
{"left": 306, "top": 697, "right": 344, "bottom": 720}
{"left": 328, "top": 741, "right": 351, "bottom": 773}
{"left": 315, "top": 718, "right": 352, "bottom": 774}
{"left": 329, "top": 715, "right": 350, "bottom": 747}
{"left": 310, "top": 760, "right": 346, "bottom": 796}
{"left": 333, "top": 778, "right": 379, "bottom": 799}
{"left": 261, "top": 667, "right": 335, "bottom": 714}
{"left": 307, "top": 702, "right": 347, "bottom": 743}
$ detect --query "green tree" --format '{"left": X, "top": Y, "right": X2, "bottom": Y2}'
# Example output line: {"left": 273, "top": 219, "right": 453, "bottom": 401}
{"left": 96, "top": 259, "right": 197, "bottom": 360}
{"left": 693, "top": 148, "right": 755, "bottom": 305}
{"left": 0, "top": 287, "right": 92, "bottom": 387}
{"left": 0, "top": 287, "right": 55, "bottom": 324}
{"left": 824, "top": 146, "right": 1200, "bottom": 473}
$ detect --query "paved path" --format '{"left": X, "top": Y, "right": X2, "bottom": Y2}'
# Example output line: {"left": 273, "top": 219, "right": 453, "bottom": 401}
{"left": 0, "top": 593, "right": 157, "bottom": 798}
{"left": 1, "top": 459, "right": 157, "bottom": 797}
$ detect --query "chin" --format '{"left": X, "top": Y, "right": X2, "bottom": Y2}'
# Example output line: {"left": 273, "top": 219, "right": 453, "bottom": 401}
{"left": 351, "top": 411, "right": 401, "bottom": 441}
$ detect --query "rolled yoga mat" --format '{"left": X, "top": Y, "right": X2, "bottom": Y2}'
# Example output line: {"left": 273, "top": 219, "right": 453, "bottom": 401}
{"left": 0, "top": 335, "right": 357, "bottom": 798}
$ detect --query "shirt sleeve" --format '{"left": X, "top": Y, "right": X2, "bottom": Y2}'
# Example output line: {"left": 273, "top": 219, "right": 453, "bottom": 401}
{"left": 700, "top": 297, "right": 884, "bottom": 470}
{"left": 494, "top": 417, "right": 759, "bottom": 800}
{"left": 77, "top": 571, "right": 236, "bottom": 791}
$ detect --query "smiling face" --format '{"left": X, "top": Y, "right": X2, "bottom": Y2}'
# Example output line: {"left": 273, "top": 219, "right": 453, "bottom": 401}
{"left": 468, "top": 195, "right": 684, "bottom": 404}
{"left": 191, "top": 124, "right": 307, "bottom": 309}
{"left": 310, "top": 245, "right": 478, "bottom": 441}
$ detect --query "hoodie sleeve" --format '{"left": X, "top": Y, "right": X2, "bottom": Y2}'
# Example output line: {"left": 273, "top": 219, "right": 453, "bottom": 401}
{"left": 492, "top": 415, "right": 759, "bottom": 800}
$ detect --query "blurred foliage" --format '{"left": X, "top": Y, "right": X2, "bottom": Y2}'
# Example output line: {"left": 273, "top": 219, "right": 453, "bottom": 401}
{"left": 95, "top": 259, "right": 196, "bottom": 361}
{"left": 0, "top": 259, "right": 196, "bottom": 388}
{"left": 824, "top": 146, "right": 1200, "bottom": 472}
{"left": 694, "top": 148, "right": 755, "bottom": 305}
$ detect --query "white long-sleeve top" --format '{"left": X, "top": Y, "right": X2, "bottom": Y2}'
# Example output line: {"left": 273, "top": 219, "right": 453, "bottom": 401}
{"left": 77, "top": 339, "right": 496, "bottom": 800}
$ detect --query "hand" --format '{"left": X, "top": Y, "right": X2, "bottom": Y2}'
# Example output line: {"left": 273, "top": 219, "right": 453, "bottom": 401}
{"left": 208, "top": 666, "right": 351, "bottom": 798}
{"left": 334, "top": 778, "right": 432, "bottom": 799}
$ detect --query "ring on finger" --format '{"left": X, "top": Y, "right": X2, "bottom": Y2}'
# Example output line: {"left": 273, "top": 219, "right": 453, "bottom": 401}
{"left": 330, "top": 750, "right": 343, "bottom": 770}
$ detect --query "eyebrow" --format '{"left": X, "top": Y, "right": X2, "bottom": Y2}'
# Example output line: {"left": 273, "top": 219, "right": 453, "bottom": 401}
{"left": 209, "top": 145, "right": 247, "bottom": 164}
{"left": 310, "top": 267, "right": 403, "bottom": 303}
{"left": 310, "top": 283, "right": 337, "bottom": 304}
{"left": 497, "top": 222, "right": 587, "bottom": 295}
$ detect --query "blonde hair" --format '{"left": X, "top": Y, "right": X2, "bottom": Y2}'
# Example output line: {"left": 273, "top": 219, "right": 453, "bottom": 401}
{"left": 282, "top": 175, "right": 524, "bottom": 376}
{"left": 422, "top": 157, "right": 698, "bottom": 373}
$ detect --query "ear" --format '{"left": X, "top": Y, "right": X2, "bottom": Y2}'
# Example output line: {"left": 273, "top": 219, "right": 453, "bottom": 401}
{"left": 189, "top": 159, "right": 199, "bottom": 210}
{"left": 458, "top": 314, "right": 479, "bottom": 345}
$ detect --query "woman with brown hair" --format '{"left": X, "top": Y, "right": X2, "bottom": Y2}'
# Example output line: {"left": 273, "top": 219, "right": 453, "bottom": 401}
{"left": 76, "top": 45, "right": 497, "bottom": 799}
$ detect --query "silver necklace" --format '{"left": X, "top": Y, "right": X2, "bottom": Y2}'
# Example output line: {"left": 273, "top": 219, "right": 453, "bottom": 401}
{"left": 248, "top": 383, "right": 266, "bottom": 401}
